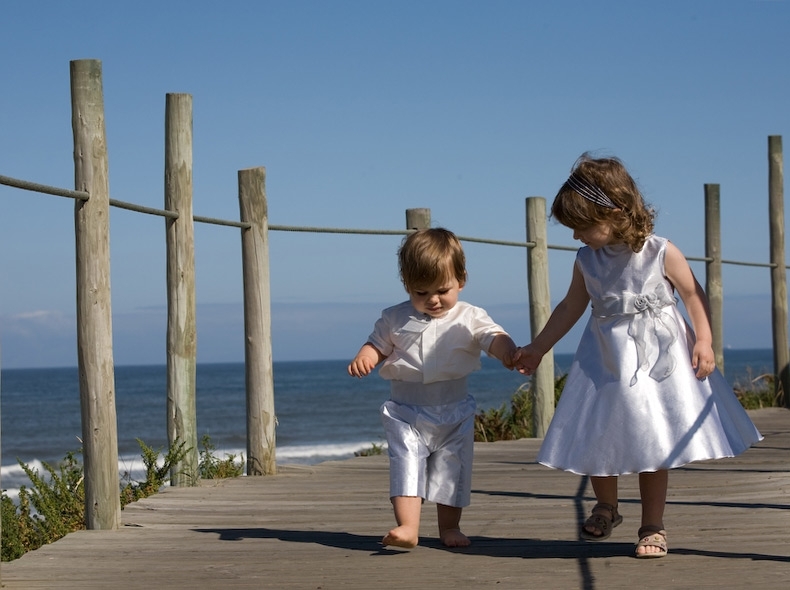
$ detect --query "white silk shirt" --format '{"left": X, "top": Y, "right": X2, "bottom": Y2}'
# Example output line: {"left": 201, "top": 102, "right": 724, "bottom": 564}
{"left": 367, "top": 300, "right": 507, "bottom": 384}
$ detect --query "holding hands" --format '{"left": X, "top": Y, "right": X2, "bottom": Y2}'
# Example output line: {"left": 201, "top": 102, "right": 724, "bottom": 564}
{"left": 488, "top": 333, "right": 520, "bottom": 371}
{"left": 512, "top": 344, "right": 545, "bottom": 376}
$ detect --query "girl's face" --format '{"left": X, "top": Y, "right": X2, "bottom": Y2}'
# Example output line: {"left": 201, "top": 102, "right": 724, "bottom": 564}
{"left": 572, "top": 223, "right": 616, "bottom": 250}
{"left": 408, "top": 276, "right": 463, "bottom": 318}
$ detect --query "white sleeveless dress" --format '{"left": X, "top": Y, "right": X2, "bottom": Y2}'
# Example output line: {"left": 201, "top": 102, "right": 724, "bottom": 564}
{"left": 536, "top": 235, "right": 763, "bottom": 476}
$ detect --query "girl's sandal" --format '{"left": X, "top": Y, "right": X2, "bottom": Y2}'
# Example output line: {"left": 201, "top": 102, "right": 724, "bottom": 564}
{"left": 635, "top": 526, "right": 668, "bottom": 558}
{"left": 580, "top": 502, "right": 623, "bottom": 541}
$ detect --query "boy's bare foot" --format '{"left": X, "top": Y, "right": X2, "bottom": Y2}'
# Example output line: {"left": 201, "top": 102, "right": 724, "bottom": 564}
{"left": 440, "top": 528, "right": 470, "bottom": 547}
{"left": 382, "top": 525, "right": 418, "bottom": 548}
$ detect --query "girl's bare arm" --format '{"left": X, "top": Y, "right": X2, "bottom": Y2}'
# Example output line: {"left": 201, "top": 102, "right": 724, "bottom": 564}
{"left": 514, "top": 264, "right": 589, "bottom": 374}
{"left": 664, "top": 241, "right": 715, "bottom": 378}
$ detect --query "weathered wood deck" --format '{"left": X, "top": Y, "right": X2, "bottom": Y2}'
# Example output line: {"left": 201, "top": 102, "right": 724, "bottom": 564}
{"left": 2, "top": 408, "right": 788, "bottom": 589}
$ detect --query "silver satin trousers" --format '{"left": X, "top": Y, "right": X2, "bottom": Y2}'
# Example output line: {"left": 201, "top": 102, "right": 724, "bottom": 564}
{"left": 381, "top": 380, "right": 475, "bottom": 507}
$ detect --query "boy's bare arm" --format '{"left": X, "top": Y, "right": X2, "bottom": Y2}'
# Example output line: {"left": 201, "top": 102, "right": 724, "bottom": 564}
{"left": 348, "top": 343, "right": 386, "bottom": 378}
{"left": 488, "top": 333, "right": 518, "bottom": 369}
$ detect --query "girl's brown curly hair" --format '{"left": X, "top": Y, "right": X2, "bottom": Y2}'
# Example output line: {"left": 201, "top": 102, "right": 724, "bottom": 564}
{"left": 551, "top": 153, "right": 655, "bottom": 252}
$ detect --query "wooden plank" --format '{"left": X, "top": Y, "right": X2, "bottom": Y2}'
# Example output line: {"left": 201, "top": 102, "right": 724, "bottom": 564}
{"left": 2, "top": 408, "right": 788, "bottom": 589}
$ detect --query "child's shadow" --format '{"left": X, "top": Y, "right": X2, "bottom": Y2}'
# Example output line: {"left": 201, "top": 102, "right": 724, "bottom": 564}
{"left": 196, "top": 527, "right": 790, "bottom": 563}
{"left": 425, "top": 536, "right": 632, "bottom": 558}
{"left": 195, "top": 527, "right": 633, "bottom": 558}
{"left": 196, "top": 527, "right": 401, "bottom": 555}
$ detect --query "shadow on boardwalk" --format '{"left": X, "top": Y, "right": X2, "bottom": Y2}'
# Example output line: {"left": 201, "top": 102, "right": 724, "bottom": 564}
{"left": 2, "top": 408, "right": 789, "bottom": 589}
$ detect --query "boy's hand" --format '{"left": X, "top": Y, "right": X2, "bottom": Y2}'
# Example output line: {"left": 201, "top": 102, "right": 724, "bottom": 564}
{"left": 490, "top": 334, "right": 518, "bottom": 371}
{"left": 348, "top": 343, "right": 385, "bottom": 378}
{"left": 499, "top": 349, "right": 516, "bottom": 370}
{"left": 512, "top": 345, "right": 543, "bottom": 376}
{"left": 348, "top": 357, "right": 376, "bottom": 377}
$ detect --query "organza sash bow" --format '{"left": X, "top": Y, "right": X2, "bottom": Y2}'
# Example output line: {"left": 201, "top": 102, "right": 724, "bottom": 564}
{"left": 591, "top": 282, "right": 678, "bottom": 386}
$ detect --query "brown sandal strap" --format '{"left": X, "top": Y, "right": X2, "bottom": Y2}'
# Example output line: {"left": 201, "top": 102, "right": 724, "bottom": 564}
{"left": 592, "top": 502, "right": 615, "bottom": 517}
{"left": 592, "top": 503, "right": 622, "bottom": 525}
{"left": 581, "top": 502, "right": 623, "bottom": 540}
{"left": 585, "top": 513, "right": 613, "bottom": 535}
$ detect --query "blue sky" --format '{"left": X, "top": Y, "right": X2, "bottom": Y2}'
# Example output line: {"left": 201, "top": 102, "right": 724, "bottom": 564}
{"left": 1, "top": 0, "right": 788, "bottom": 369}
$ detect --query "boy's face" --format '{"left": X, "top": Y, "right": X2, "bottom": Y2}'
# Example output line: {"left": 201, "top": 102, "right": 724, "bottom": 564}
{"left": 407, "top": 276, "right": 463, "bottom": 318}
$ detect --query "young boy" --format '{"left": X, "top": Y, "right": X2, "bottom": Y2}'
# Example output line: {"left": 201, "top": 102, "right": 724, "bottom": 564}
{"left": 348, "top": 228, "right": 517, "bottom": 548}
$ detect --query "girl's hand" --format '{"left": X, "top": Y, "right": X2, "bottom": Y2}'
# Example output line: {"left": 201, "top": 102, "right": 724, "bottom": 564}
{"left": 691, "top": 342, "right": 716, "bottom": 379}
{"left": 512, "top": 345, "right": 543, "bottom": 376}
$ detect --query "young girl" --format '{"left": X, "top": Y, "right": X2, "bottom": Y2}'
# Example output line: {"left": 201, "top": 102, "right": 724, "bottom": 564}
{"left": 348, "top": 228, "right": 517, "bottom": 549}
{"left": 513, "top": 154, "right": 762, "bottom": 558}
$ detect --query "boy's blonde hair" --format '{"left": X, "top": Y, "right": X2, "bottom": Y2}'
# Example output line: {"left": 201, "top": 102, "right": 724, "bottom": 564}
{"left": 552, "top": 153, "right": 655, "bottom": 252}
{"left": 398, "top": 228, "right": 467, "bottom": 291}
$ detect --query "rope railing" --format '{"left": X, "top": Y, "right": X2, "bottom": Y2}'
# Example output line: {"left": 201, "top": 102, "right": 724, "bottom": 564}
{"left": 267, "top": 224, "right": 537, "bottom": 249}
{"left": 0, "top": 171, "right": 779, "bottom": 269}
{"left": 111, "top": 198, "right": 178, "bottom": 219}
{"left": 0, "top": 173, "right": 89, "bottom": 201}
{"left": 267, "top": 224, "right": 411, "bottom": 236}
{"left": 195, "top": 215, "right": 250, "bottom": 229}
{"left": 719, "top": 258, "right": 777, "bottom": 268}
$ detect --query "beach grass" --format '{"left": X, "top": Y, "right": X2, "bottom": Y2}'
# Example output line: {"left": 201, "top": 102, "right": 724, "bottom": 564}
{"left": 1, "top": 435, "right": 241, "bottom": 562}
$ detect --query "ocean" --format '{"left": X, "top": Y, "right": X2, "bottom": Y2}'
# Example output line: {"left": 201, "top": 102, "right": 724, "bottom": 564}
{"left": 0, "top": 349, "right": 775, "bottom": 499}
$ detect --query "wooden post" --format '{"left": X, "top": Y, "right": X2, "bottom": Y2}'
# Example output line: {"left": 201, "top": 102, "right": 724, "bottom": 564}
{"left": 238, "top": 167, "right": 276, "bottom": 475}
{"left": 164, "top": 93, "right": 198, "bottom": 485}
{"left": 704, "top": 184, "right": 724, "bottom": 373}
{"left": 70, "top": 59, "right": 121, "bottom": 530}
{"left": 768, "top": 135, "right": 789, "bottom": 407}
{"left": 526, "top": 197, "right": 554, "bottom": 437}
{"left": 406, "top": 208, "right": 431, "bottom": 230}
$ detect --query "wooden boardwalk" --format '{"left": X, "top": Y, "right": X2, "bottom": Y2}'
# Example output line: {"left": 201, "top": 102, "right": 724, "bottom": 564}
{"left": 2, "top": 408, "right": 788, "bottom": 589}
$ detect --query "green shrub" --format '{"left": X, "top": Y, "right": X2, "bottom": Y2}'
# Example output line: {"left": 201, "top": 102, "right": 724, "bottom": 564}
{"left": 733, "top": 373, "right": 782, "bottom": 409}
{"left": 119, "top": 439, "right": 190, "bottom": 507}
{"left": 355, "top": 442, "right": 385, "bottom": 457}
{"left": 1, "top": 451, "right": 85, "bottom": 562}
{"left": 474, "top": 375, "right": 566, "bottom": 442}
{"left": 0, "top": 494, "right": 29, "bottom": 561}
{"left": 198, "top": 434, "right": 245, "bottom": 479}
{"left": 3, "top": 438, "right": 190, "bottom": 562}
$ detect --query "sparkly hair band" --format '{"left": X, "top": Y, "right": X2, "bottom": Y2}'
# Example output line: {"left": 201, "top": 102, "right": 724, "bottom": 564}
{"left": 564, "top": 173, "right": 618, "bottom": 209}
